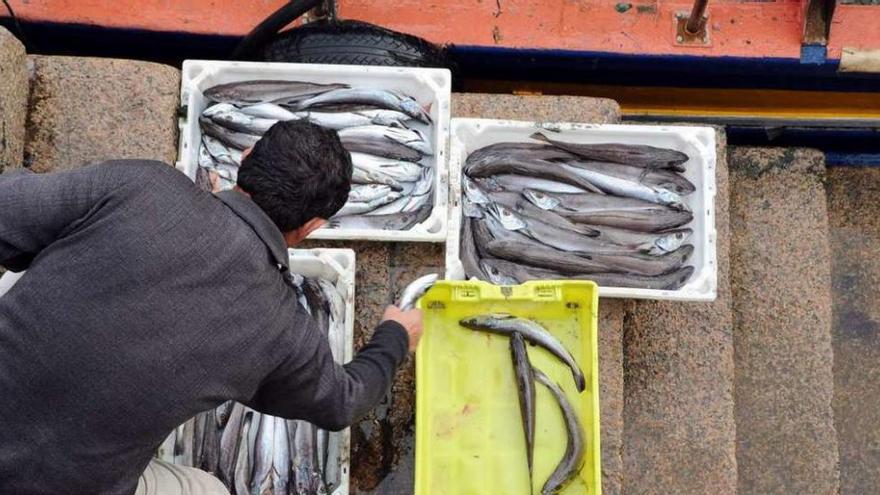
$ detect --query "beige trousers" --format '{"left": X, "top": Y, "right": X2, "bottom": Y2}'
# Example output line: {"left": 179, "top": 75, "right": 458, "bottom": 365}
{"left": 136, "top": 459, "right": 229, "bottom": 495}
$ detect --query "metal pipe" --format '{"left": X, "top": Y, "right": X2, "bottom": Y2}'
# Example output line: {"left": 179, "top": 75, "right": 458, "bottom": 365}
{"left": 685, "top": 0, "right": 709, "bottom": 35}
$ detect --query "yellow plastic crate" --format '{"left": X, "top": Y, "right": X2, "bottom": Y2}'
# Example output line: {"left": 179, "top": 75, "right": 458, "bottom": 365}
{"left": 415, "top": 280, "right": 601, "bottom": 495}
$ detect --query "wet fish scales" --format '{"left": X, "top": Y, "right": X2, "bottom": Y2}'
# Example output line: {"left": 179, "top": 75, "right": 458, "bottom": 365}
{"left": 531, "top": 131, "right": 688, "bottom": 171}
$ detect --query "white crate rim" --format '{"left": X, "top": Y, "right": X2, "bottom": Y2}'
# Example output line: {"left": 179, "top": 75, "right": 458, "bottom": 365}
{"left": 176, "top": 59, "right": 452, "bottom": 243}
{"left": 445, "top": 118, "right": 718, "bottom": 302}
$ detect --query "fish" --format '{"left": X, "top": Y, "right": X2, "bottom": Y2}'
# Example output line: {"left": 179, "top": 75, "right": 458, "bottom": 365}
{"left": 399, "top": 168, "right": 433, "bottom": 198}
{"left": 398, "top": 273, "right": 439, "bottom": 310}
{"left": 317, "top": 278, "right": 345, "bottom": 363}
{"left": 341, "top": 135, "right": 423, "bottom": 162}
{"left": 218, "top": 403, "right": 245, "bottom": 488}
{"left": 200, "top": 118, "right": 261, "bottom": 150}
{"left": 328, "top": 204, "right": 431, "bottom": 231}
{"left": 366, "top": 187, "right": 431, "bottom": 216}
{"left": 510, "top": 332, "right": 536, "bottom": 493}
{"left": 201, "top": 414, "right": 222, "bottom": 475}
{"left": 215, "top": 401, "right": 236, "bottom": 428}
{"left": 563, "top": 159, "right": 695, "bottom": 195}
{"left": 204, "top": 103, "right": 277, "bottom": 135}
{"left": 351, "top": 153, "right": 423, "bottom": 183}
{"left": 193, "top": 412, "right": 208, "bottom": 469}
{"left": 203, "top": 135, "right": 244, "bottom": 166}
{"left": 486, "top": 203, "right": 631, "bottom": 255}
{"left": 292, "top": 421, "right": 328, "bottom": 495}
{"left": 459, "top": 313, "right": 585, "bottom": 392}
{"left": 484, "top": 190, "right": 599, "bottom": 237}
{"left": 303, "top": 278, "right": 331, "bottom": 337}
{"left": 173, "top": 420, "right": 195, "bottom": 467}
{"left": 479, "top": 258, "right": 696, "bottom": 290}
{"left": 283, "top": 109, "right": 411, "bottom": 130}
{"left": 338, "top": 125, "right": 432, "bottom": 155}
{"left": 324, "top": 431, "right": 341, "bottom": 490}
{"left": 484, "top": 175, "right": 592, "bottom": 195}
{"left": 336, "top": 191, "right": 403, "bottom": 217}
{"left": 316, "top": 428, "right": 328, "bottom": 484}
{"left": 465, "top": 156, "right": 604, "bottom": 195}
{"left": 466, "top": 143, "right": 576, "bottom": 167}
{"left": 483, "top": 236, "right": 615, "bottom": 275}
{"left": 593, "top": 226, "right": 693, "bottom": 255}
{"left": 249, "top": 413, "right": 275, "bottom": 495}
{"left": 348, "top": 184, "right": 393, "bottom": 203}
{"left": 238, "top": 102, "right": 299, "bottom": 121}
{"left": 552, "top": 161, "right": 688, "bottom": 210}
{"left": 272, "top": 417, "right": 290, "bottom": 495}
{"left": 533, "top": 368, "right": 585, "bottom": 495}
{"left": 531, "top": 131, "right": 689, "bottom": 171}
{"left": 204, "top": 80, "right": 348, "bottom": 105}
{"left": 523, "top": 189, "right": 693, "bottom": 232}
{"left": 234, "top": 412, "right": 254, "bottom": 495}
{"left": 351, "top": 167, "right": 403, "bottom": 191}
{"left": 296, "top": 87, "right": 431, "bottom": 124}
{"left": 460, "top": 216, "right": 488, "bottom": 281}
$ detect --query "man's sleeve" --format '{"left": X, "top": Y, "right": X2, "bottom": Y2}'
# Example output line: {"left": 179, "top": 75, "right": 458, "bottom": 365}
{"left": 247, "top": 304, "right": 410, "bottom": 431}
{"left": 0, "top": 165, "right": 121, "bottom": 271}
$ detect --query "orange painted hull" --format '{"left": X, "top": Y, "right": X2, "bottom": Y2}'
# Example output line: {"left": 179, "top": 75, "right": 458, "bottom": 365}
{"left": 5, "top": 1, "right": 878, "bottom": 61}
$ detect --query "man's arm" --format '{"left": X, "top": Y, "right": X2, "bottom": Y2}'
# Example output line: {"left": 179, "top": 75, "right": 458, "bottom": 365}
{"left": 247, "top": 304, "right": 421, "bottom": 431}
{"left": 0, "top": 165, "right": 127, "bottom": 271}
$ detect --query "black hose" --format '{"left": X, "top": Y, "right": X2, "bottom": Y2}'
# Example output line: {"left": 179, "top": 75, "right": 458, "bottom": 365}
{"left": 231, "top": 0, "right": 321, "bottom": 60}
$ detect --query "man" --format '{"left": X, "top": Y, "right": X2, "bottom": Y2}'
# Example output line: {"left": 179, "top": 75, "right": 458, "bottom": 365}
{"left": 0, "top": 120, "right": 423, "bottom": 494}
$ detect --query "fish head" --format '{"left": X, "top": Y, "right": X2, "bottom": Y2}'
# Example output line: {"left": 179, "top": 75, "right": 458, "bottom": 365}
{"left": 459, "top": 313, "right": 513, "bottom": 330}
{"left": 523, "top": 189, "right": 561, "bottom": 210}
{"left": 479, "top": 260, "right": 518, "bottom": 285}
{"left": 399, "top": 98, "right": 432, "bottom": 123}
{"left": 462, "top": 198, "right": 485, "bottom": 219}
{"left": 658, "top": 189, "right": 690, "bottom": 212}
{"left": 655, "top": 228, "right": 694, "bottom": 253}
{"left": 487, "top": 203, "right": 528, "bottom": 231}
{"left": 462, "top": 177, "right": 490, "bottom": 205}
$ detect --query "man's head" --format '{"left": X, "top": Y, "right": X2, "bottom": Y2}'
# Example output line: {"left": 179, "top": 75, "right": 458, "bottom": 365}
{"left": 236, "top": 120, "right": 352, "bottom": 246}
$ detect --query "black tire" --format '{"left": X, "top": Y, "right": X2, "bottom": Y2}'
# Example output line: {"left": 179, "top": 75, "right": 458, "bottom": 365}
{"left": 261, "top": 20, "right": 452, "bottom": 70}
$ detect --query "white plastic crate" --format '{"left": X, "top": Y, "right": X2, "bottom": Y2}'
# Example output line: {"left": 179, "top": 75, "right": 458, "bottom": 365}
{"left": 445, "top": 118, "right": 718, "bottom": 301}
{"left": 176, "top": 60, "right": 451, "bottom": 242}
{"left": 154, "top": 248, "right": 356, "bottom": 495}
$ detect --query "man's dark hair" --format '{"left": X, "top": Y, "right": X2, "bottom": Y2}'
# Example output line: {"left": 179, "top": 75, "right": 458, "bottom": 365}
{"left": 237, "top": 120, "right": 352, "bottom": 232}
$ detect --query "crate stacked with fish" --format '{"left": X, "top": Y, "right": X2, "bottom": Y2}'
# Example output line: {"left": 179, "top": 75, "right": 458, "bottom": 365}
{"left": 160, "top": 250, "right": 354, "bottom": 495}
{"left": 179, "top": 61, "right": 451, "bottom": 241}
{"left": 448, "top": 120, "right": 718, "bottom": 301}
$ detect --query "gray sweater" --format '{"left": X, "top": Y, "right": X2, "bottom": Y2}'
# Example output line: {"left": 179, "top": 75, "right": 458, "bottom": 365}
{"left": 0, "top": 161, "right": 408, "bottom": 494}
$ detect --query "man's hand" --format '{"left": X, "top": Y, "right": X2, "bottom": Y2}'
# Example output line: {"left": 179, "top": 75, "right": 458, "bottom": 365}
{"left": 382, "top": 305, "right": 423, "bottom": 352}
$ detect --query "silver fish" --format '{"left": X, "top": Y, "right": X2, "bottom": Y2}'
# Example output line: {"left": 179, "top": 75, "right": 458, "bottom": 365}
{"left": 485, "top": 190, "right": 598, "bottom": 237}
{"left": 483, "top": 236, "right": 621, "bottom": 275}
{"left": 351, "top": 153, "right": 423, "bottom": 182}
{"left": 296, "top": 87, "right": 431, "bottom": 124}
{"left": 341, "top": 135, "right": 423, "bottom": 162}
{"left": 554, "top": 162, "right": 688, "bottom": 210}
{"left": 272, "top": 417, "right": 290, "bottom": 495}
{"left": 204, "top": 103, "right": 277, "bottom": 135}
{"left": 338, "top": 125, "right": 432, "bottom": 155}
{"left": 219, "top": 403, "right": 245, "bottom": 488}
{"left": 486, "top": 203, "right": 627, "bottom": 255}
{"left": 303, "top": 278, "right": 331, "bottom": 337}
{"left": 465, "top": 157, "right": 603, "bottom": 194}
{"left": 200, "top": 118, "right": 261, "bottom": 150}
{"left": 290, "top": 108, "right": 413, "bottom": 129}
{"left": 593, "top": 226, "right": 693, "bottom": 255}
{"left": 531, "top": 131, "right": 688, "bottom": 171}
{"left": 205, "top": 80, "right": 348, "bottom": 105}
{"left": 215, "top": 401, "right": 236, "bottom": 428}
{"left": 328, "top": 204, "right": 431, "bottom": 231}
{"left": 533, "top": 368, "right": 585, "bottom": 495}
{"left": 317, "top": 278, "right": 345, "bottom": 363}
{"left": 336, "top": 191, "right": 403, "bottom": 216}
{"left": 480, "top": 258, "right": 695, "bottom": 290}
{"left": 234, "top": 412, "right": 254, "bottom": 495}
{"left": 249, "top": 414, "right": 275, "bottom": 495}
{"left": 203, "top": 135, "right": 243, "bottom": 166}
{"left": 482, "top": 175, "right": 591, "bottom": 195}
{"left": 523, "top": 189, "right": 693, "bottom": 232}
{"left": 193, "top": 412, "right": 208, "bottom": 469}
{"left": 510, "top": 332, "right": 536, "bottom": 493}
{"left": 348, "top": 184, "right": 392, "bottom": 203}
{"left": 459, "top": 313, "right": 585, "bottom": 392}
{"left": 238, "top": 102, "right": 298, "bottom": 120}
{"left": 173, "top": 420, "right": 195, "bottom": 467}
{"left": 399, "top": 168, "right": 433, "bottom": 197}
{"left": 292, "top": 421, "right": 327, "bottom": 495}
{"left": 199, "top": 144, "right": 217, "bottom": 170}
{"left": 366, "top": 189, "right": 430, "bottom": 216}
{"left": 563, "top": 159, "right": 695, "bottom": 195}
{"left": 466, "top": 143, "right": 575, "bottom": 167}
{"left": 351, "top": 167, "right": 403, "bottom": 191}
{"left": 324, "top": 431, "right": 341, "bottom": 490}
{"left": 461, "top": 217, "right": 488, "bottom": 281}
{"left": 398, "top": 273, "right": 439, "bottom": 310}
{"left": 195, "top": 164, "right": 213, "bottom": 191}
